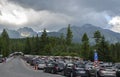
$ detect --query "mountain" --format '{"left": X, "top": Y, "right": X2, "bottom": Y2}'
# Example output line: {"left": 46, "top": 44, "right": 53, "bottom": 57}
{"left": 3, "top": 24, "right": 120, "bottom": 44}
{"left": 4, "top": 27, "right": 37, "bottom": 38}
{"left": 47, "top": 32, "right": 62, "bottom": 37}
{"left": 37, "top": 32, "right": 62, "bottom": 38}
{"left": 17, "top": 27, "right": 37, "bottom": 37}
{"left": 59, "top": 24, "right": 120, "bottom": 44}
{"left": 6, "top": 29, "right": 21, "bottom": 38}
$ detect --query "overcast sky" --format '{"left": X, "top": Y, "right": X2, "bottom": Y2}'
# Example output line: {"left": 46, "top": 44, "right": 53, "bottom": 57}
{"left": 0, "top": 0, "right": 120, "bottom": 32}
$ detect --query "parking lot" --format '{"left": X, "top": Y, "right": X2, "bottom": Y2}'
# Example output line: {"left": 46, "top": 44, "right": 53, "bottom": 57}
{"left": 0, "top": 57, "right": 64, "bottom": 77}
{"left": 0, "top": 55, "right": 120, "bottom": 77}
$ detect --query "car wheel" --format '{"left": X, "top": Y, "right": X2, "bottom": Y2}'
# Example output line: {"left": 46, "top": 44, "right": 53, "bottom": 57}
{"left": 51, "top": 69, "right": 55, "bottom": 74}
{"left": 63, "top": 71, "right": 66, "bottom": 76}
{"left": 61, "top": 71, "right": 65, "bottom": 76}
{"left": 97, "top": 73, "right": 101, "bottom": 77}
{"left": 43, "top": 68, "right": 46, "bottom": 72}
{"left": 70, "top": 72, "right": 73, "bottom": 77}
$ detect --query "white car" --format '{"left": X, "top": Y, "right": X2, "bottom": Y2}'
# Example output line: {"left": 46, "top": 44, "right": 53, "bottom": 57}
{"left": 38, "top": 61, "right": 46, "bottom": 70}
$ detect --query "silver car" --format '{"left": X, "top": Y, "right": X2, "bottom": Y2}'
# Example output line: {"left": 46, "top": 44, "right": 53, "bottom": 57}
{"left": 97, "top": 65, "right": 116, "bottom": 77}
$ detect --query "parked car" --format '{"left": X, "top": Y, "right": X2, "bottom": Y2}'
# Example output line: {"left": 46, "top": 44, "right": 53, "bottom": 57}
{"left": 72, "top": 63, "right": 89, "bottom": 77}
{"left": 43, "top": 62, "right": 59, "bottom": 74}
{"left": 63, "top": 63, "right": 74, "bottom": 76}
{"left": 116, "top": 63, "right": 120, "bottom": 77}
{"left": 85, "top": 62, "right": 96, "bottom": 77}
{"left": 97, "top": 65, "right": 116, "bottom": 77}
{"left": 29, "top": 58, "right": 40, "bottom": 66}
{"left": 24, "top": 57, "right": 33, "bottom": 64}
{"left": 57, "top": 62, "right": 65, "bottom": 72}
{"left": 0, "top": 58, "right": 3, "bottom": 63}
{"left": 63, "top": 63, "right": 89, "bottom": 77}
{"left": 38, "top": 60, "right": 46, "bottom": 70}
{"left": 116, "top": 66, "right": 120, "bottom": 77}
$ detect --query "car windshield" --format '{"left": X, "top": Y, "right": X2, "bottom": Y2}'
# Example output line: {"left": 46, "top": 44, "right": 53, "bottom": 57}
{"left": 58, "top": 63, "right": 64, "bottom": 67}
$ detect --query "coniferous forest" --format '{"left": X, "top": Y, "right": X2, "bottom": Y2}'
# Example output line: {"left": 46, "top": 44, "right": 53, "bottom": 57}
{"left": 0, "top": 25, "right": 120, "bottom": 62}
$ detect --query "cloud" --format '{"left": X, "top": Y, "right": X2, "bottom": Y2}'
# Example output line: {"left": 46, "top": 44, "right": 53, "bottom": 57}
{"left": 0, "top": 0, "right": 28, "bottom": 26}
{"left": 9, "top": 0, "right": 120, "bottom": 13}
{"left": 109, "top": 16, "right": 120, "bottom": 33}
{"left": 0, "top": 0, "right": 73, "bottom": 31}
{"left": 26, "top": 10, "right": 73, "bottom": 31}
{"left": 0, "top": 0, "right": 120, "bottom": 32}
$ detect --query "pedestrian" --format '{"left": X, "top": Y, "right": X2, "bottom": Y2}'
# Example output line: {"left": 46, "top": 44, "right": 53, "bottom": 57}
{"left": 35, "top": 63, "right": 38, "bottom": 70}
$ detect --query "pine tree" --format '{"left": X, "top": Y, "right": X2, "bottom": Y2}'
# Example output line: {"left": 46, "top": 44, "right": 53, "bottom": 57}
{"left": 110, "top": 43, "right": 120, "bottom": 62}
{"left": 94, "top": 30, "right": 102, "bottom": 44}
{"left": 66, "top": 24, "right": 73, "bottom": 45}
{"left": 93, "top": 30, "right": 102, "bottom": 53}
{"left": 82, "top": 33, "right": 89, "bottom": 42}
{"left": 34, "top": 34, "right": 40, "bottom": 54}
{"left": 40, "top": 28, "right": 48, "bottom": 54}
{"left": 98, "top": 36, "right": 110, "bottom": 61}
{"left": 1, "top": 29, "right": 10, "bottom": 57}
{"left": 60, "top": 33, "right": 65, "bottom": 45}
{"left": 24, "top": 37, "right": 31, "bottom": 54}
{"left": 81, "top": 33, "right": 90, "bottom": 59}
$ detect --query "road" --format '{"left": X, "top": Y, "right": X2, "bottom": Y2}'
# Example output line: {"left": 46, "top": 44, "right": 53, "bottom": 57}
{"left": 0, "top": 57, "right": 64, "bottom": 77}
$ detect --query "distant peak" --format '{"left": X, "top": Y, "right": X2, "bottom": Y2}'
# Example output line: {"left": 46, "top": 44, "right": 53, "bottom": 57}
{"left": 17, "top": 27, "right": 34, "bottom": 32}
{"left": 82, "top": 24, "right": 94, "bottom": 27}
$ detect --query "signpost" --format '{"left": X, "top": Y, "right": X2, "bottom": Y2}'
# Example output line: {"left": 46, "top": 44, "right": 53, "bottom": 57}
{"left": 94, "top": 51, "right": 98, "bottom": 67}
{"left": 94, "top": 50, "right": 99, "bottom": 77}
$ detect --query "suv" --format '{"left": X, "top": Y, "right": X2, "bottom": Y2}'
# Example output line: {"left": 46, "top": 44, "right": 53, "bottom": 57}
{"left": 64, "top": 63, "right": 89, "bottom": 77}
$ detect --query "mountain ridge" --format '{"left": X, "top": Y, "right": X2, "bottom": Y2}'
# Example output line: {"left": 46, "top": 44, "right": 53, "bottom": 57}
{"left": 2, "top": 24, "right": 120, "bottom": 44}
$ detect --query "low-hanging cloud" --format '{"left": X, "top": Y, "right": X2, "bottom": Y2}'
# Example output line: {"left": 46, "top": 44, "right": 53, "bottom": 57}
{"left": 0, "top": 0, "right": 120, "bottom": 32}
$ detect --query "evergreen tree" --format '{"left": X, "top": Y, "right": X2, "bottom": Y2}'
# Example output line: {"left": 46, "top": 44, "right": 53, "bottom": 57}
{"left": 41, "top": 29, "right": 48, "bottom": 42}
{"left": 98, "top": 36, "right": 110, "bottom": 61}
{"left": 82, "top": 33, "right": 89, "bottom": 42}
{"left": 60, "top": 33, "right": 65, "bottom": 45}
{"left": 30, "top": 36, "right": 35, "bottom": 54}
{"left": 93, "top": 30, "right": 102, "bottom": 54}
{"left": 40, "top": 28, "right": 48, "bottom": 54}
{"left": 66, "top": 24, "right": 73, "bottom": 45}
{"left": 94, "top": 30, "right": 102, "bottom": 44}
{"left": 24, "top": 37, "right": 31, "bottom": 54}
{"left": 81, "top": 33, "right": 90, "bottom": 59}
{"left": 44, "top": 44, "right": 52, "bottom": 55}
{"left": 1, "top": 29, "right": 10, "bottom": 57}
{"left": 110, "top": 43, "right": 120, "bottom": 62}
{"left": 34, "top": 34, "right": 40, "bottom": 54}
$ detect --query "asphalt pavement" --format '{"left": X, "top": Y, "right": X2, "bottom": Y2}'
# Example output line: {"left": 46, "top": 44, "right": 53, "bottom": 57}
{"left": 0, "top": 57, "right": 64, "bottom": 77}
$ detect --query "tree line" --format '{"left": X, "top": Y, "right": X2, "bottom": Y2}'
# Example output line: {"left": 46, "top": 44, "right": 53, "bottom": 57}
{"left": 0, "top": 24, "right": 120, "bottom": 62}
